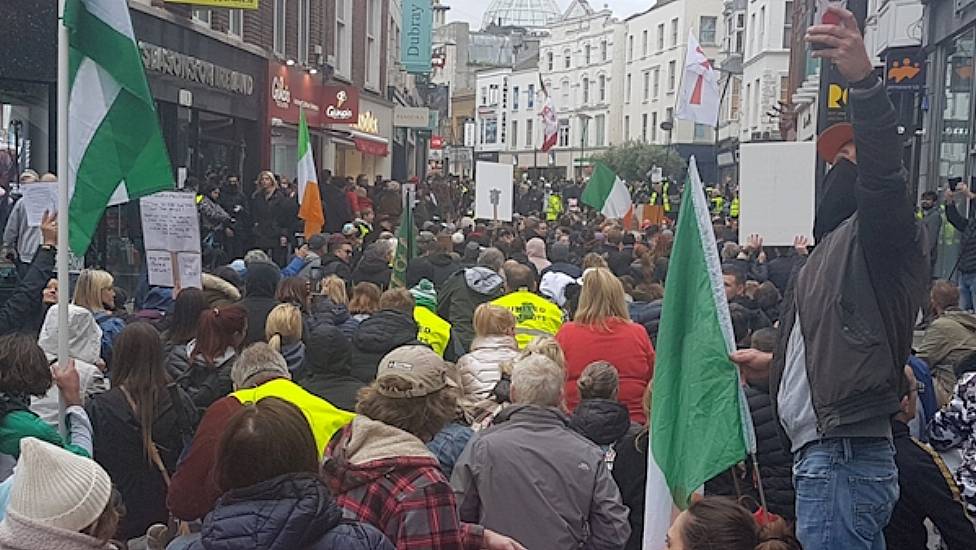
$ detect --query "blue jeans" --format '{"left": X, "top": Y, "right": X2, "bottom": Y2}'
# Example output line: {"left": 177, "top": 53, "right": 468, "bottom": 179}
{"left": 960, "top": 272, "right": 976, "bottom": 311}
{"left": 793, "top": 438, "right": 898, "bottom": 550}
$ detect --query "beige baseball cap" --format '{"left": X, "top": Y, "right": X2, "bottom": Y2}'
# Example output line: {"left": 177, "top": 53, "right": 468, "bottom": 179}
{"left": 375, "top": 345, "right": 458, "bottom": 399}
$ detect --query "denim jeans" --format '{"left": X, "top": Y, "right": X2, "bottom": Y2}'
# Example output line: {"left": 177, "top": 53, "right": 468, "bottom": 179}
{"left": 793, "top": 437, "right": 898, "bottom": 550}
{"left": 960, "top": 272, "right": 976, "bottom": 311}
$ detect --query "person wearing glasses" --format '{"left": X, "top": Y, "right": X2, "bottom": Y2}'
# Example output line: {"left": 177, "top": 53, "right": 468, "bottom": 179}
{"left": 320, "top": 235, "right": 354, "bottom": 284}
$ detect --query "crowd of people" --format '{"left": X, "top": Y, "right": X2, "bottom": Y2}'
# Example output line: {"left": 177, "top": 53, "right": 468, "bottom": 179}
{"left": 0, "top": 8, "right": 971, "bottom": 550}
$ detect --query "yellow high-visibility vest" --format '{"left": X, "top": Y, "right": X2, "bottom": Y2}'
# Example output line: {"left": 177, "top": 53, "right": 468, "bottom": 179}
{"left": 711, "top": 196, "right": 725, "bottom": 215}
{"left": 231, "top": 378, "right": 355, "bottom": 458}
{"left": 650, "top": 183, "right": 671, "bottom": 212}
{"left": 414, "top": 306, "right": 452, "bottom": 357}
{"left": 546, "top": 194, "right": 563, "bottom": 221}
{"left": 730, "top": 197, "right": 740, "bottom": 218}
{"left": 491, "top": 290, "right": 564, "bottom": 348}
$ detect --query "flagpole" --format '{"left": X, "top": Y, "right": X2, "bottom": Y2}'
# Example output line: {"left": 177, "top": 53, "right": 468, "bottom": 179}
{"left": 56, "top": 0, "right": 71, "bottom": 435}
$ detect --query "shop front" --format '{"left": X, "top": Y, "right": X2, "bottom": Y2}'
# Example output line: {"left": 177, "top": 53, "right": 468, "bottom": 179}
{"left": 330, "top": 96, "right": 393, "bottom": 181}
{"left": 267, "top": 61, "right": 360, "bottom": 182}
{"left": 921, "top": 2, "right": 976, "bottom": 278}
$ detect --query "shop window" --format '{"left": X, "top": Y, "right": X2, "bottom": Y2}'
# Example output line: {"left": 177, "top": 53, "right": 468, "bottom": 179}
{"left": 272, "top": 0, "right": 285, "bottom": 56}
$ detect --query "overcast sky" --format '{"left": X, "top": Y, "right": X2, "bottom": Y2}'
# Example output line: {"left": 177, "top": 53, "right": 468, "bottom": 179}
{"left": 442, "top": 0, "right": 656, "bottom": 29}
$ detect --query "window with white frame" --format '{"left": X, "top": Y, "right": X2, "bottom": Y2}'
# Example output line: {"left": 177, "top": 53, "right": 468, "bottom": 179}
{"left": 513, "top": 86, "right": 520, "bottom": 110}
{"left": 298, "top": 0, "right": 310, "bottom": 64}
{"left": 642, "top": 30, "right": 648, "bottom": 57}
{"left": 483, "top": 117, "right": 498, "bottom": 143}
{"left": 481, "top": 86, "right": 487, "bottom": 106}
{"left": 695, "top": 123, "right": 708, "bottom": 139}
{"left": 560, "top": 79, "right": 570, "bottom": 106}
{"left": 601, "top": 40, "right": 608, "bottom": 61}
{"left": 780, "top": 75, "right": 790, "bottom": 105}
{"left": 527, "top": 84, "right": 535, "bottom": 108}
{"left": 657, "top": 23, "right": 665, "bottom": 50}
{"left": 595, "top": 115, "right": 605, "bottom": 146}
{"left": 628, "top": 35, "right": 634, "bottom": 61}
{"left": 735, "top": 13, "right": 745, "bottom": 53}
{"left": 643, "top": 71, "right": 650, "bottom": 101}
{"left": 582, "top": 77, "right": 589, "bottom": 104}
{"left": 651, "top": 111, "right": 658, "bottom": 142}
{"left": 641, "top": 113, "right": 648, "bottom": 142}
{"left": 666, "top": 107, "right": 673, "bottom": 125}
{"left": 653, "top": 67, "right": 660, "bottom": 98}
{"left": 526, "top": 120, "right": 534, "bottom": 147}
{"left": 626, "top": 73, "right": 632, "bottom": 102}
{"left": 670, "top": 18, "right": 679, "bottom": 47}
{"left": 558, "top": 119, "right": 570, "bottom": 147}
{"left": 192, "top": 8, "right": 211, "bottom": 27}
{"left": 335, "top": 0, "right": 352, "bottom": 78}
{"left": 511, "top": 120, "right": 518, "bottom": 148}
{"left": 365, "top": 0, "right": 381, "bottom": 89}
{"left": 598, "top": 75, "right": 606, "bottom": 102}
{"left": 700, "top": 16, "right": 717, "bottom": 45}
{"left": 753, "top": 78, "right": 760, "bottom": 127}
{"left": 667, "top": 61, "right": 676, "bottom": 92}
{"left": 547, "top": 52, "right": 554, "bottom": 71}
{"left": 730, "top": 76, "right": 741, "bottom": 119}
{"left": 759, "top": 6, "right": 766, "bottom": 51}
{"left": 584, "top": 44, "right": 591, "bottom": 65}
{"left": 228, "top": 9, "right": 243, "bottom": 39}
{"left": 624, "top": 115, "right": 630, "bottom": 141}
{"left": 564, "top": 49, "right": 572, "bottom": 69}
{"left": 749, "top": 13, "right": 756, "bottom": 56}
{"left": 783, "top": 2, "right": 794, "bottom": 49}
{"left": 745, "top": 82, "right": 752, "bottom": 127}
{"left": 273, "top": 0, "right": 285, "bottom": 55}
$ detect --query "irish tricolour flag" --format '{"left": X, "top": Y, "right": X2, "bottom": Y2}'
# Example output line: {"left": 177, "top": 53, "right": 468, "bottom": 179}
{"left": 297, "top": 109, "right": 325, "bottom": 236}
{"left": 645, "top": 157, "right": 754, "bottom": 549}
{"left": 65, "top": 0, "right": 174, "bottom": 255}
{"left": 581, "top": 162, "right": 633, "bottom": 223}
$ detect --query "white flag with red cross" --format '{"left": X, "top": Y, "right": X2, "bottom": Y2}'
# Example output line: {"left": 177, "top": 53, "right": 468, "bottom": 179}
{"left": 676, "top": 30, "right": 721, "bottom": 127}
{"left": 539, "top": 76, "right": 559, "bottom": 152}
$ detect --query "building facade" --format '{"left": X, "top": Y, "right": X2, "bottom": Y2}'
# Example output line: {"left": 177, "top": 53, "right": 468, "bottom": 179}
{"left": 616, "top": 0, "right": 725, "bottom": 184}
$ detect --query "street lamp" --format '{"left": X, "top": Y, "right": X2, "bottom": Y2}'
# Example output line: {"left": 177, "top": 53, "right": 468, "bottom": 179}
{"left": 578, "top": 113, "right": 592, "bottom": 181}
{"left": 660, "top": 118, "right": 674, "bottom": 180}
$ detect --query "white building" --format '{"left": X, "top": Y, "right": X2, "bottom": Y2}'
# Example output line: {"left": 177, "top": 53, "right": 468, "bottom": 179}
{"left": 538, "top": 0, "right": 620, "bottom": 179}
{"left": 473, "top": 63, "right": 546, "bottom": 168}
{"left": 739, "top": 0, "right": 794, "bottom": 143}
{"left": 615, "top": 0, "right": 726, "bottom": 183}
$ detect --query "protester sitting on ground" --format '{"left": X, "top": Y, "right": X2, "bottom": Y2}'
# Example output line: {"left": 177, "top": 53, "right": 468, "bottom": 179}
{"left": 456, "top": 304, "right": 520, "bottom": 408}
{"left": 299, "top": 323, "right": 361, "bottom": 412}
{"left": 0, "top": 438, "right": 119, "bottom": 549}
{"left": 166, "top": 305, "right": 247, "bottom": 415}
{"left": 348, "top": 289, "right": 422, "bottom": 384}
{"left": 240, "top": 261, "right": 281, "bottom": 345}
{"left": 438, "top": 247, "right": 506, "bottom": 351}
{"left": 73, "top": 268, "right": 126, "bottom": 368}
{"left": 0, "top": 334, "right": 93, "bottom": 481}
{"left": 884, "top": 366, "right": 976, "bottom": 550}
{"left": 168, "top": 343, "right": 354, "bottom": 521}
{"left": 492, "top": 262, "right": 563, "bottom": 348}
{"left": 557, "top": 268, "right": 654, "bottom": 423}
{"left": 452, "top": 352, "right": 630, "bottom": 549}
{"left": 160, "top": 288, "right": 208, "bottom": 356}
{"left": 181, "top": 397, "right": 393, "bottom": 550}
{"left": 917, "top": 280, "right": 976, "bottom": 407}
{"left": 87, "top": 322, "right": 197, "bottom": 542}
{"left": 667, "top": 496, "right": 800, "bottom": 550}
{"left": 321, "top": 345, "right": 524, "bottom": 550}
{"left": 349, "top": 282, "right": 381, "bottom": 323}
{"left": 569, "top": 361, "right": 635, "bottom": 452}
{"left": 265, "top": 303, "right": 306, "bottom": 379}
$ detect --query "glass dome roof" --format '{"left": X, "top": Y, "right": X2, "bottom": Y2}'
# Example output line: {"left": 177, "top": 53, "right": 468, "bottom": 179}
{"left": 482, "top": 0, "right": 562, "bottom": 30}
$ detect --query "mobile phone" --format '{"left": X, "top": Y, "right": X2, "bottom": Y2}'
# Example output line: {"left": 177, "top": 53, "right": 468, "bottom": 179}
{"left": 812, "top": 0, "right": 847, "bottom": 50}
{"left": 309, "top": 266, "right": 323, "bottom": 293}
{"left": 949, "top": 177, "right": 963, "bottom": 191}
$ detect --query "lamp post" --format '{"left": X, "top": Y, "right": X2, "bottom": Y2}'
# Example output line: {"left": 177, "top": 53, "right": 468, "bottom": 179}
{"left": 578, "top": 113, "right": 591, "bottom": 181}
{"left": 660, "top": 118, "right": 674, "bottom": 180}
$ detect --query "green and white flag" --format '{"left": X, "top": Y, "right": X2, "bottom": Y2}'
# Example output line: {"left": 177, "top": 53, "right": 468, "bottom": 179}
{"left": 64, "top": 0, "right": 173, "bottom": 255}
{"left": 581, "top": 161, "right": 633, "bottom": 221}
{"left": 645, "top": 157, "right": 754, "bottom": 549}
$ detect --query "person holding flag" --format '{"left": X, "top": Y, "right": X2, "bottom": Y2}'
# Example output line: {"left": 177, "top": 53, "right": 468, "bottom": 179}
{"left": 297, "top": 109, "right": 325, "bottom": 237}
{"left": 733, "top": 7, "right": 927, "bottom": 550}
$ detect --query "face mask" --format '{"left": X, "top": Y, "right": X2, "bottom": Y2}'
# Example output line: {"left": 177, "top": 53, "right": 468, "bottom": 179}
{"left": 813, "top": 158, "right": 859, "bottom": 242}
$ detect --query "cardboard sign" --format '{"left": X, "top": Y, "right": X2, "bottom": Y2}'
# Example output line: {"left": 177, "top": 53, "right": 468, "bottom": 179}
{"left": 474, "top": 162, "right": 514, "bottom": 222}
{"left": 141, "top": 192, "right": 202, "bottom": 289}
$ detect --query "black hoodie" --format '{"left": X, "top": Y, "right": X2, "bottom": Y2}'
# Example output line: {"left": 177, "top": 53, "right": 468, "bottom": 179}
{"left": 241, "top": 262, "right": 281, "bottom": 345}
{"left": 299, "top": 324, "right": 363, "bottom": 412}
{"left": 348, "top": 309, "right": 421, "bottom": 383}
{"left": 406, "top": 253, "right": 460, "bottom": 289}
{"left": 352, "top": 246, "right": 393, "bottom": 290}
{"left": 569, "top": 398, "right": 635, "bottom": 446}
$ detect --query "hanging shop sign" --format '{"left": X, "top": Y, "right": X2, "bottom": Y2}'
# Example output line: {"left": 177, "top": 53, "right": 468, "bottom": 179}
{"left": 885, "top": 46, "right": 926, "bottom": 92}
{"left": 323, "top": 86, "right": 360, "bottom": 124}
{"left": 401, "top": 0, "right": 433, "bottom": 74}
{"left": 394, "top": 106, "right": 430, "bottom": 128}
{"left": 165, "top": 0, "right": 259, "bottom": 9}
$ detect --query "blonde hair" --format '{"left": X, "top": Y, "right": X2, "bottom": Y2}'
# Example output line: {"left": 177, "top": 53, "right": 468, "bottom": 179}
{"left": 575, "top": 268, "right": 630, "bottom": 329}
{"left": 321, "top": 276, "right": 348, "bottom": 305}
{"left": 256, "top": 170, "right": 276, "bottom": 188}
{"left": 473, "top": 304, "right": 516, "bottom": 338}
{"left": 522, "top": 336, "right": 566, "bottom": 370}
{"left": 582, "top": 253, "right": 609, "bottom": 269}
{"left": 265, "top": 304, "right": 302, "bottom": 352}
{"left": 72, "top": 269, "right": 114, "bottom": 312}
{"left": 349, "top": 282, "right": 381, "bottom": 315}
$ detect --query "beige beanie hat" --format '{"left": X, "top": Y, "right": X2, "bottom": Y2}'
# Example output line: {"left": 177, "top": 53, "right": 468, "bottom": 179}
{"left": 7, "top": 438, "right": 112, "bottom": 532}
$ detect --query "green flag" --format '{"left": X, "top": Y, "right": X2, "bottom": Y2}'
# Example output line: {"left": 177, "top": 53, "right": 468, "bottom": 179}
{"left": 649, "top": 157, "right": 753, "bottom": 516}
{"left": 391, "top": 195, "right": 415, "bottom": 289}
{"left": 65, "top": 0, "right": 174, "bottom": 255}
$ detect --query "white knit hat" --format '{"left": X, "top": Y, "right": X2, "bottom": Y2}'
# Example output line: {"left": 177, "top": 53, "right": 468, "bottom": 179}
{"left": 7, "top": 438, "right": 112, "bottom": 532}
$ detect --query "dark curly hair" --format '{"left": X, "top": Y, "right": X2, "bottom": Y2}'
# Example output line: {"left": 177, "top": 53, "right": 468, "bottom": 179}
{"left": 0, "top": 333, "right": 53, "bottom": 397}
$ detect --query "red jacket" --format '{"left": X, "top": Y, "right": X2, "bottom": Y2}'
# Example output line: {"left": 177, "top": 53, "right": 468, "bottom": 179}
{"left": 556, "top": 318, "right": 655, "bottom": 423}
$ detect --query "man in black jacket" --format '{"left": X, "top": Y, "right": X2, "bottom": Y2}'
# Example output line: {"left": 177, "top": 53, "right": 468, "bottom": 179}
{"left": 0, "top": 210, "right": 56, "bottom": 336}
{"left": 884, "top": 367, "right": 976, "bottom": 550}
{"left": 348, "top": 288, "right": 421, "bottom": 383}
{"left": 944, "top": 182, "right": 976, "bottom": 309}
{"left": 733, "top": 9, "right": 927, "bottom": 550}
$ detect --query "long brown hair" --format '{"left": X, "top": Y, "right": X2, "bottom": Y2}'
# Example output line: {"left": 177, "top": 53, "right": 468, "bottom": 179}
{"left": 349, "top": 282, "right": 381, "bottom": 315}
{"left": 111, "top": 323, "right": 170, "bottom": 463}
{"left": 193, "top": 305, "right": 247, "bottom": 365}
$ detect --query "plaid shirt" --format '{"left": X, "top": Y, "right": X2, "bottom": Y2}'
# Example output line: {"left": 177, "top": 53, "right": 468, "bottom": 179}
{"left": 322, "top": 424, "right": 484, "bottom": 550}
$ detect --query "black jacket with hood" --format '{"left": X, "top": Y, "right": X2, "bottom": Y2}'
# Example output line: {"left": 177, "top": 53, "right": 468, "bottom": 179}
{"left": 437, "top": 267, "right": 505, "bottom": 351}
{"left": 300, "top": 324, "right": 364, "bottom": 412}
{"left": 770, "top": 78, "right": 928, "bottom": 449}
{"left": 348, "top": 309, "right": 421, "bottom": 384}
{"left": 352, "top": 245, "right": 393, "bottom": 290}
{"left": 569, "top": 398, "right": 635, "bottom": 447}
{"left": 406, "top": 253, "right": 460, "bottom": 289}
{"left": 240, "top": 262, "right": 281, "bottom": 345}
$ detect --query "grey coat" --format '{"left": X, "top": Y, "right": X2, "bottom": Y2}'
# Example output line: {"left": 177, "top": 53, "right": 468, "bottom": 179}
{"left": 452, "top": 405, "right": 630, "bottom": 550}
